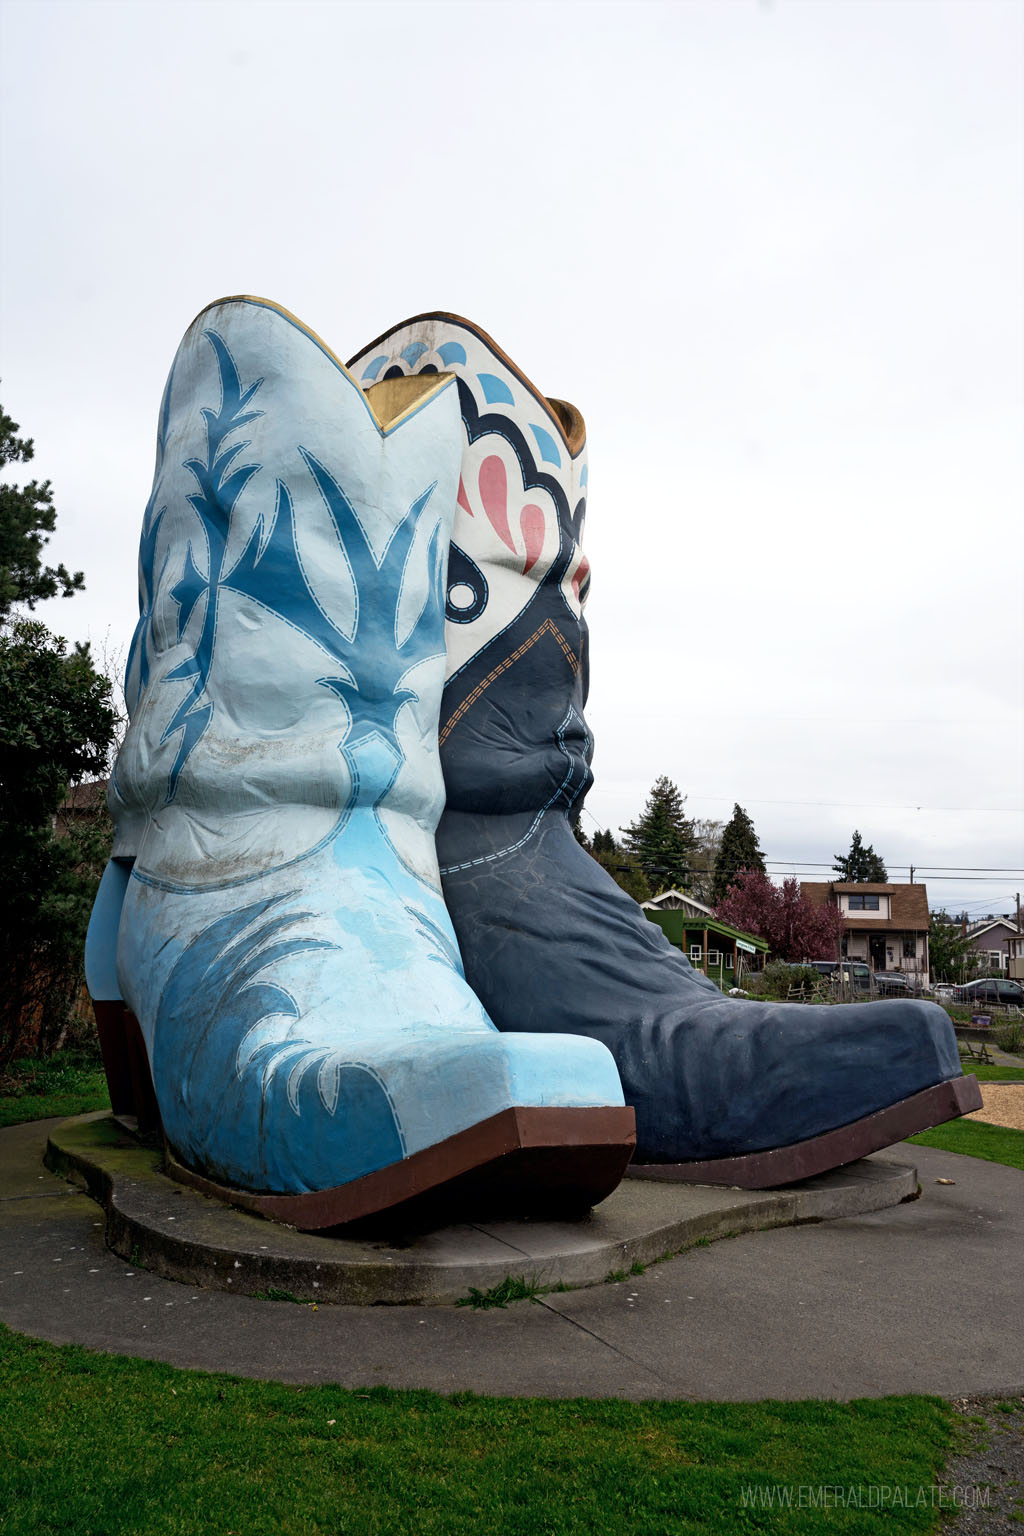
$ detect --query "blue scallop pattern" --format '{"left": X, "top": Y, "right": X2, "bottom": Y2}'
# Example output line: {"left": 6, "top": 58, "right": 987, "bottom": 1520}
{"left": 437, "top": 341, "right": 467, "bottom": 367}
{"left": 360, "top": 355, "right": 388, "bottom": 381}
{"left": 529, "top": 423, "right": 562, "bottom": 467}
{"left": 477, "top": 372, "right": 516, "bottom": 406}
{"left": 401, "top": 342, "right": 429, "bottom": 367}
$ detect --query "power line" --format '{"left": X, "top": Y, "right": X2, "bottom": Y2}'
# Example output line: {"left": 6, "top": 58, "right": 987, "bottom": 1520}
{"left": 767, "top": 874, "right": 1018, "bottom": 884}
{"left": 952, "top": 899, "right": 1019, "bottom": 914}
{"left": 578, "top": 811, "right": 1023, "bottom": 877}
{"left": 901, "top": 866, "right": 1024, "bottom": 873}
{"left": 680, "top": 794, "right": 1024, "bottom": 814}
{"left": 761, "top": 866, "right": 1024, "bottom": 878}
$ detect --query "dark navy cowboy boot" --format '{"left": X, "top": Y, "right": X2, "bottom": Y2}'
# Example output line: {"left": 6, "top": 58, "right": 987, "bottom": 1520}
{"left": 84, "top": 297, "right": 633, "bottom": 1228}
{"left": 348, "top": 314, "right": 979, "bottom": 1185}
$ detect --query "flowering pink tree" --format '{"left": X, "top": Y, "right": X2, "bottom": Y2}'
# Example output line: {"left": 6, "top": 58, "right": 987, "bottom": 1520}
{"left": 716, "top": 869, "right": 845, "bottom": 962}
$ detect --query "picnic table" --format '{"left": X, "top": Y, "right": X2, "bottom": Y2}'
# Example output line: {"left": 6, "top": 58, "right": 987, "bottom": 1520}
{"left": 956, "top": 1015, "right": 995, "bottom": 1065}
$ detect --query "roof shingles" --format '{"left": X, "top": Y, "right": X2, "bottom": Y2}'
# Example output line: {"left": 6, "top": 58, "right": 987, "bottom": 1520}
{"left": 799, "top": 881, "right": 930, "bottom": 932}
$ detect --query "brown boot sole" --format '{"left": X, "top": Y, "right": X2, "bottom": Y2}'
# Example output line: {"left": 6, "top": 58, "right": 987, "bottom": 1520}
{"left": 93, "top": 1000, "right": 636, "bottom": 1229}
{"left": 166, "top": 1105, "right": 637, "bottom": 1230}
{"left": 627, "top": 1075, "right": 983, "bottom": 1189}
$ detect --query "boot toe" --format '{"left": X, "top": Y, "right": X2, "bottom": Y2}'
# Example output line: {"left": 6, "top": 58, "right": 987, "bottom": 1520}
{"left": 635, "top": 994, "right": 964, "bottom": 1163}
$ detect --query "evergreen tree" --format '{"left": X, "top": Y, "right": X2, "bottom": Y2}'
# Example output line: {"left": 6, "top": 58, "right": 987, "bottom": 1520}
{"left": 711, "top": 803, "right": 766, "bottom": 905}
{"left": 0, "top": 619, "right": 116, "bottom": 1061}
{"left": 592, "top": 829, "right": 616, "bottom": 856}
{"left": 620, "top": 776, "right": 696, "bottom": 893}
{"left": 587, "top": 828, "right": 651, "bottom": 903}
{"left": 0, "top": 399, "right": 84, "bottom": 614}
{"left": 928, "top": 913, "right": 981, "bottom": 984}
{"left": 832, "top": 830, "right": 887, "bottom": 883}
{"left": 0, "top": 395, "right": 116, "bottom": 1061}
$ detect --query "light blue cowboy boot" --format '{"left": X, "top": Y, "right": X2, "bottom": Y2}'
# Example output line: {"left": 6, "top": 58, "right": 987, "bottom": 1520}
{"left": 85, "top": 297, "right": 632, "bottom": 1227}
{"left": 347, "top": 313, "right": 978, "bottom": 1186}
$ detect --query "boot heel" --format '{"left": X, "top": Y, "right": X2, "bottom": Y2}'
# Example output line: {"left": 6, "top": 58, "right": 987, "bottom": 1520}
{"left": 123, "top": 1010, "right": 163, "bottom": 1140}
{"left": 92, "top": 999, "right": 135, "bottom": 1116}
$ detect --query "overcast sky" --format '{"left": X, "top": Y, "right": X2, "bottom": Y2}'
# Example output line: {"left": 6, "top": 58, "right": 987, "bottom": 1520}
{"left": 2, "top": 0, "right": 1021, "bottom": 918}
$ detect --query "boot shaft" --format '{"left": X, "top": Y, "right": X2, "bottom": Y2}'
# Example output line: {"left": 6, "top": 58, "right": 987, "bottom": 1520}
{"left": 348, "top": 315, "right": 594, "bottom": 820}
{"left": 114, "top": 298, "right": 462, "bottom": 888}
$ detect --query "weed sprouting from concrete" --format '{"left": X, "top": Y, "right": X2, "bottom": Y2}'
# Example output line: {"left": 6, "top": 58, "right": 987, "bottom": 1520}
{"left": 455, "top": 1275, "right": 550, "bottom": 1309}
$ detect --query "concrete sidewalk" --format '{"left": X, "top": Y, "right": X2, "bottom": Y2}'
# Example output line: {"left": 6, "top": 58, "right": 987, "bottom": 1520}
{"left": 2, "top": 1118, "right": 1022, "bottom": 1401}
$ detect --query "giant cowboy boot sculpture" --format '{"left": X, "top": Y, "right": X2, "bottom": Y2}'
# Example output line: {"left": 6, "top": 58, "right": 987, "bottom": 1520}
{"left": 348, "top": 314, "right": 980, "bottom": 1185}
{"left": 85, "top": 297, "right": 634, "bottom": 1228}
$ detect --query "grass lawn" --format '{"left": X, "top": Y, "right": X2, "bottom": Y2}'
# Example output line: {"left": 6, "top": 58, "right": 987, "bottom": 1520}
{"left": 0, "top": 1055, "right": 1010, "bottom": 1532}
{"left": 0, "top": 1324, "right": 959, "bottom": 1536}
{"left": 0, "top": 1047, "right": 110, "bottom": 1129}
{"left": 958, "top": 1061, "right": 1024, "bottom": 1083}
{"left": 906, "top": 1118, "right": 1024, "bottom": 1171}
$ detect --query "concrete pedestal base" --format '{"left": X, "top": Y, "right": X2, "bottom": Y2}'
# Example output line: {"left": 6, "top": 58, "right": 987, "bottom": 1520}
{"left": 44, "top": 1113, "right": 918, "bottom": 1307}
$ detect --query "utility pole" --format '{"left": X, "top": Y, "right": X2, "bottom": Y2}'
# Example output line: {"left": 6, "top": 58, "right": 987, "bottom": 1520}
{"left": 909, "top": 864, "right": 914, "bottom": 884}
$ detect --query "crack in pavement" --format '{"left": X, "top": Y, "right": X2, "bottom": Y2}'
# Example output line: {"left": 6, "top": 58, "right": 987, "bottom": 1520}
{"left": 465, "top": 1223, "right": 537, "bottom": 1259}
{"left": 537, "top": 1296, "right": 684, "bottom": 1393}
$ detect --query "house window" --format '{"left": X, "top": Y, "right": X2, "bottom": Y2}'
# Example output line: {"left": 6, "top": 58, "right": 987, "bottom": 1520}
{"left": 689, "top": 945, "right": 702, "bottom": 963}
{"left": 707, "top": 950, "right": 721, "bottom": 967}
{"left": 726, "top": 955, "right": 734, "bottom": 970}
{"left": 848, "top": 895, "right": 880, "bottom": 911}
{"left": 903, "top": 936, "right": 916, "bottom": 959}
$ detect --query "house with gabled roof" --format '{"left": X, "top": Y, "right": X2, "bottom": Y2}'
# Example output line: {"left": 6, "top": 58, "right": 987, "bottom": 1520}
{"left": 963, "top": 916, "right": 1022, "bottom": 975}
{"left": 799, "top": 881, "right": 931, "bottom": 981}
{"left": 642, "top": 890, "right": 716, "bottom": 921}
{"left": 642, "top": 892, "right": 769, "bottom": 983}
{"left": 55, "top": 777, "right": 109, "bottom": 837}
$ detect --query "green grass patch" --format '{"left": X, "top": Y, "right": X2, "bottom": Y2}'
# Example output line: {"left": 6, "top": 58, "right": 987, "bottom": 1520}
{"left": 0, "top": 1322, "right": 956, "bottom": 1535}
{"left": 958, "top": 1061, "right": 1024, "bottom": 1083}
{"left": 906, "top": 1119, "right": 1024, "bottom": 1171}
{"left": 455, "top": 1274, "right": 552, "bottom": 1309}
{"left": 0, "top": 1047, "right": 110, "bottom": 1128}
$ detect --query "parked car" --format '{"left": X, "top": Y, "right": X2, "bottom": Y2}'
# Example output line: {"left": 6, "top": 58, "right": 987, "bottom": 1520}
{"left": 874, "top": 971, "right": 915, "bottom": 997}
{"left": 932, "top": 983, "right": 957, "bottom": 1002}
{"left": 803, "top": 960, "right": 875, "bottom": 994}
{"left": 953, "top": 978, "right": 1024, "bottom": 1008}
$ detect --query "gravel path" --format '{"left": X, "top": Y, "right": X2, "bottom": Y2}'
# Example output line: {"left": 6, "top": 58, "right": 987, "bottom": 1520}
{"left": 942, "top": 1396, "right": 1024, "bottom": 1533}
{"left": 965, "top": 1085, "right": 1024, "bottom": 1131}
